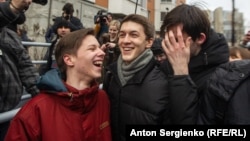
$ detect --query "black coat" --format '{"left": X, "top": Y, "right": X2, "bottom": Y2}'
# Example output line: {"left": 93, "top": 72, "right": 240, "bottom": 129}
{"left": 198, "top": 60, "right": 250, "bottom": 124}
{"left": 160, "top": 29, "right": 230, "bottom": 125}
{"left": 103, "top": 58, "right": 198, "bottom": 141}
{"left": 189, "top": 29, "right": 229, "bottom": 96}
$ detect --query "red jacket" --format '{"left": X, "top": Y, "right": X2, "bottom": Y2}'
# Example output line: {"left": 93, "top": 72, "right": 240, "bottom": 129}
{"left": 5, "top": 83, "right": 112, "bottom": 141}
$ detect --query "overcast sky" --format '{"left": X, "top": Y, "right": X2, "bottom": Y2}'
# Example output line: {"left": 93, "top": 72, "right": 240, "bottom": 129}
{"left": 186, "top": 0, "right": 250, "bottom": 32}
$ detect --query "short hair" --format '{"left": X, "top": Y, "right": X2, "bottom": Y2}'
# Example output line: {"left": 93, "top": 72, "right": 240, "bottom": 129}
{"left": 120, "top": 14, "right": 155, "bottom": 40}
{"left": 55, "top": 28, "right": 95, "bottom": 75}
{"left": 160, "top": 4, "right": 210, "bottom": 41}
{"left": 62, "top": 3, "right": 74, "bottom": 15}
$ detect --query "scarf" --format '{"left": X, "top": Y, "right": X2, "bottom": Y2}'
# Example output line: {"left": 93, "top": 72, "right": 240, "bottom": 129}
{"left": 117, "top": 49, "right": 153, "bottom": 86}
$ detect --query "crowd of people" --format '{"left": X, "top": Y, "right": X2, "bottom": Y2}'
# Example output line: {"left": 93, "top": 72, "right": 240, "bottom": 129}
{"left": 1, "top": 0, "right": 250, "bottom": 141}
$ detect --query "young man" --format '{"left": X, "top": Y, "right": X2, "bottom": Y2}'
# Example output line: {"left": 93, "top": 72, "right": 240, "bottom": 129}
{"left": 39, "top": 19, "right": 73, "bottom": 75}
{"left": 103, "top": 14, "right": 197, "bottom": 141}
{"left": 4, "top": 28, "right": 112, "bottom": 141}
{"left": 160, "top": 4, "right": 229, "bottom": 124}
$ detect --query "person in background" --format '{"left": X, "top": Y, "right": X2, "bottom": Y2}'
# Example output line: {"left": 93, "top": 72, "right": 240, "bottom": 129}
{"left": 0, "top": 0, "right": 41, "bottom": 140}
{"left": 98, "top": 20, "right": 121, "bottom": 83}
{"left": 4, "top": 28, "right": 112, "bottom": 141}
{"left": 229, "top": 46, "right": 250, "bottom": 61}
{"left": 103, "top": 14, "right": 197, "bottom": 141}
{"left": 151, "top": 38, "right": 167, "bottom": 64}
{"left": 0, "top": 0, "right": 26, "bottom": 33}
{"left": 45, "top": 19, "right": 56, "bottom": 43}
{"left": 39, "top": 19, "right": 73, "bottom": 75}
{"left": 94, "top": 10, "right": 113, "bottom": 41}
{"left": 239, "top": 30, "right": 250, "bottom": 48}
{"left": 52, "top": 2, "right": 84, "bottom": 32}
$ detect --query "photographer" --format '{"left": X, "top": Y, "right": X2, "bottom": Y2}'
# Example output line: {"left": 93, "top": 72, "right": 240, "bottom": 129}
{"left": 94, "top": 10, "right": 113, "bottom": 41}
{"left": 52, "top": 3, "right": 84, "bottom": 32}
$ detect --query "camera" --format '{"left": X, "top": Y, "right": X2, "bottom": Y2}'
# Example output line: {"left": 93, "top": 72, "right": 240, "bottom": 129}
{"left": 32, "top": 0, "right": 48, "bottom": 5}
{"left": 96, "top": 10, "right": 108, "bottom": 23}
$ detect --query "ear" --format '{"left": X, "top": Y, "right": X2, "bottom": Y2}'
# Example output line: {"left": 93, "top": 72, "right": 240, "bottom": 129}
{"left": 63, "top": 54, "right": 74, "bottom": 67}
{"left": 196, "top": 33, "right": 206, "bottom": 45}
{"left": 145, "top": 38, "right": 154, "bottom": 49}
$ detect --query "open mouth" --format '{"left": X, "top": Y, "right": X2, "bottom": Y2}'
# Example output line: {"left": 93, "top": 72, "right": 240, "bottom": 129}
{"left": 93, "top": 61, "right": 103, "bottom": 67}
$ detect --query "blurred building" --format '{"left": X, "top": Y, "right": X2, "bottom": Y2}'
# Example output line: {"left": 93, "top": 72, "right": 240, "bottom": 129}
{"left": 213, "top": 7, "right": 244, "bottom": 46}
{"left": 25, "top": 0, "right": 183, "bottom": 42}
{"left": 23, "top": 0, "right": 246, "bottom": 60}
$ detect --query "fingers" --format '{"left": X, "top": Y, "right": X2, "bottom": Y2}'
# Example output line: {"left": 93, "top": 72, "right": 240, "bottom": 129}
{"left": 177, "top": 26, "right": 184, "bottom": 49}
{"left": 185, "top": 37, "right": 192, "bottom": 49}
{"left": 100, "top": 44, "right": 107, "bottom": 51}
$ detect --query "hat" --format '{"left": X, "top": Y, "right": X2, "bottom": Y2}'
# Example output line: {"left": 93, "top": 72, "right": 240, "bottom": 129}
{"left": 151, "top": 38, "right": 164, "bottom": 55}
{"left": 53, "top": 19, "right": 74, "bottom": 34}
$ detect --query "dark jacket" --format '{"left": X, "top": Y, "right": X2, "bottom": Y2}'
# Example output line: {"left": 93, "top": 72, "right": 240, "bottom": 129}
{"left": 0, "top": 27, "right": 39, "bottom": 113}
{"left": 0, "top": 2, "right": 25, "bottom": 31}
{"left": 103, "top": 57, "right": 197, "bottom": 141}
{"left": 189, "top": 29, "right": 229, "bottom": 96}
{"left": 5, "top": 69, "right": 112, "bottom": 141}
{"left": 0, "top": 2, "right": 39, "bottom": 112}
{"left": 198, "top": 60, "right": 250, "bottom": 124}
{"left": 160, "top": 29, "right": 229, "bottom": 125}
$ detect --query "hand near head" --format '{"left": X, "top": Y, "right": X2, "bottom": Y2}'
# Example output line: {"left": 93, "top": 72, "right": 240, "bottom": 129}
{"left": 162, "top": 25, "right": 191, "bottom": 75}
{"left": 242, "top": 31, "right": 250, "bottom": 45}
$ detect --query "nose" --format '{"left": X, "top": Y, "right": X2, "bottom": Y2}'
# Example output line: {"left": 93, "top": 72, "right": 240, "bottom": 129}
{"left": 122, "top": 34, "right": 131, "bottom": 43}
{"left": 98, "top": 47, "right": 106, "bottom": 57}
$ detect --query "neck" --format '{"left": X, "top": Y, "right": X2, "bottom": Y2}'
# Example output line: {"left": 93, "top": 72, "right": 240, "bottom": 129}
{"left": 65, "top": 71, "right": 92, "bottom": 90}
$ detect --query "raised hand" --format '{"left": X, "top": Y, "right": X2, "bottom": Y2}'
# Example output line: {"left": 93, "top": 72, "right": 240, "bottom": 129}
{"left": 162, "top": 25, "right": 191, "bottom": 75}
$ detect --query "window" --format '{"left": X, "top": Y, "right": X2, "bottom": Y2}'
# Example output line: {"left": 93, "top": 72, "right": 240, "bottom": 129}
{"left": 161, "top": 0, "right": 172, "bottom": 2}
{"left": 129, "top": 0, "right": 147, "bottom": 8}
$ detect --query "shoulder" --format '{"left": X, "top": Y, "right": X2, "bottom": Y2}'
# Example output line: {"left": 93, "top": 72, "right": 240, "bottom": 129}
{"left": 208, "top": 60, "right": 250, "bottom": 100}
{"left": 14, "top": 94, "right": 51, "bottom": 118}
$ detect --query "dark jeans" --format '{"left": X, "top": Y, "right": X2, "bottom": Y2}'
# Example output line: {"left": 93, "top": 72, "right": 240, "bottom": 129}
{"left": 0, "top": 121, "right": 10, "bottom": 141}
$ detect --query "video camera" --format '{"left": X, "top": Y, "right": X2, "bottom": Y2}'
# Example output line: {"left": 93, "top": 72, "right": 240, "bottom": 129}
{"left": 33, "top": 0, "right": 48, "bottom": 5}
{"left": 96, "top": 10, "right": 108, "bottom": 23}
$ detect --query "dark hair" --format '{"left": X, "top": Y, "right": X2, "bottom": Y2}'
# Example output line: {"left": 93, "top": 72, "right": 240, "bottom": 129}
{"left": 53, "top": 19, "right": 73, "bottom": 34}
{"left": 151, "top": 38, "right": 164, "bottom": 55}
{"left": 160, "top": 4, "right": 210, "bottom": 41}
{"left": 55, "top": 28, "right": 95, "bottom": 75}
{"left": 62, "top": 3, "right": 74, "bottom": 15}
{"left": 120, "top": 14, "right": 155, "bottom": 40}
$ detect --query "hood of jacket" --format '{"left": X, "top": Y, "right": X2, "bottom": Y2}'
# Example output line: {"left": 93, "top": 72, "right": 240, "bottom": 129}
{"left": 208, "top": 60, "right": 250, "bottom": 101}
{"left": 37, "top": 69, "right": 99, "bottom": 113}
{"left": 189, "top": 29, "right": 229, "bottom": 87}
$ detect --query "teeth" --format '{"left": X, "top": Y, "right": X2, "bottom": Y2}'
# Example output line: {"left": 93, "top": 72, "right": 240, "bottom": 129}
{"left": 94, "top": 61, "right": 103, "bottom": 66}
{"left": 124, "top": 48, "right": 132, "bottom": 51}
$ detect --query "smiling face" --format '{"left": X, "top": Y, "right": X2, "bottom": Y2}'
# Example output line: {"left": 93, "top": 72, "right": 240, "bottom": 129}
{"left": 66, "top": 35, "right": 105, "bottom": 81}
{"left": 118, "top": 21, "right": 153, "bottom": 64}
{"left": 108, "top": 25, "right": 119, "bottom": 41}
